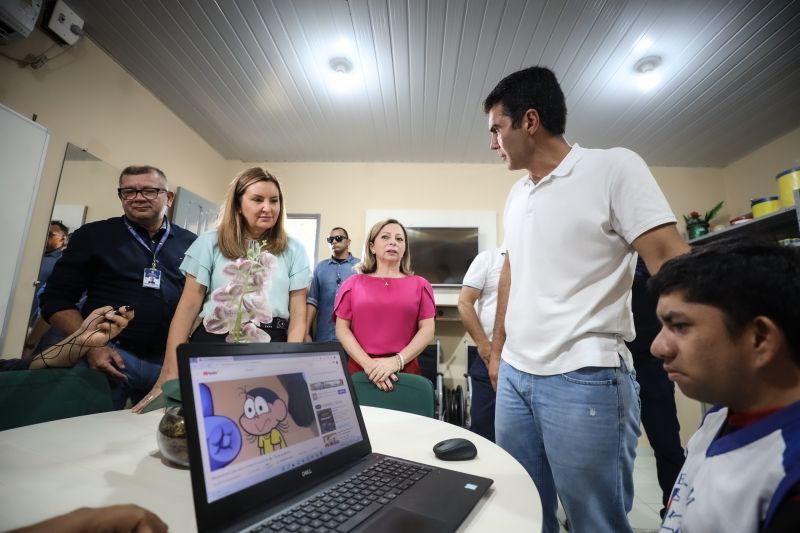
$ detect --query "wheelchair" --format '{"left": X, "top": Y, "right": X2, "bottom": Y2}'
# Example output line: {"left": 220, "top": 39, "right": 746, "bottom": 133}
{"left": 418, "top": 340, "right": 474, "bottom": 428}
{"left": 417, "top": 339, "right": 445, "bottom": 421}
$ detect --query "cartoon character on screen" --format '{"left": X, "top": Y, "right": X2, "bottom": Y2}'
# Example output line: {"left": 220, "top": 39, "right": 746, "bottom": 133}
{"left": 239, "top": 387, "right": 289, "bottom": 455}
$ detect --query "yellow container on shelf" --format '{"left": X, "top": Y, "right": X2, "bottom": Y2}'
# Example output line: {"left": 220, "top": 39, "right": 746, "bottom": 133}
{"left": 776, "top": 166, "right": 800, "bottom": 208}
{"left": 751, "top": 196, "right": 781, "bottom": 218}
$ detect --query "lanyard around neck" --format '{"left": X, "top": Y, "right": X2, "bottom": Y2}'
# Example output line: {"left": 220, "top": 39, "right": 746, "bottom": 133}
{"left": 124, "top": 217, "right": 171, "bottom": 267}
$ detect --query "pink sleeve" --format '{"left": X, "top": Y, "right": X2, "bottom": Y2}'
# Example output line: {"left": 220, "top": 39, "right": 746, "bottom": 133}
{"left": 417, "top": 277, "right": 436, "bottom": 320}
{"left": 332, "top": 276, "right": 355, "bottom": 321}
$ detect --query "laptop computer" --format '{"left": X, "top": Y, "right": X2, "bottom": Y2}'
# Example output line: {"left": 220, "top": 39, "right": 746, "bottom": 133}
{"left": 177, "top": 341, "right": 493, "bottom": 533}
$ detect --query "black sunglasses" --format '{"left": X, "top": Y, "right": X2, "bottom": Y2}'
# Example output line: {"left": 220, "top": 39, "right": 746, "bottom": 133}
{"left": 327, "top": 235, "right": 347, "bottom": 244}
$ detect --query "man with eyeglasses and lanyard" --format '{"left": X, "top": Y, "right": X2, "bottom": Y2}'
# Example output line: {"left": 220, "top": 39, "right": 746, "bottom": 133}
{"left": 41, "top": 165, "right": 196, "bottom": 409}
{"left": 305, "top": 227, "right": 359, "bottom": 342}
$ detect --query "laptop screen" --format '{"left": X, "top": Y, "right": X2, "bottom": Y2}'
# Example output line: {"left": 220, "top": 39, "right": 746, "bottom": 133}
{"left": 186, "top": 349, "right": 366, "bottom": 504}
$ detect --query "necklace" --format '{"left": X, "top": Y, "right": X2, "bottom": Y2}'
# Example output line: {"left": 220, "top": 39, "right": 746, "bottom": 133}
{"left": 375, "top": 272, "right": 399, "bottom": 286}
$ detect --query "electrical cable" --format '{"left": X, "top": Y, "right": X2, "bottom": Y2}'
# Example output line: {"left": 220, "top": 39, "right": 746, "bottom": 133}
{"left": 0, "top": 41, "right": 74, "bottom": 68}
{"left": 34, "top": 311, "right": 111, "bottom": 368}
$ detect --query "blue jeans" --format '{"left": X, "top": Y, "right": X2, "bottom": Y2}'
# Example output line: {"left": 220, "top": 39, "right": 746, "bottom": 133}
{"left": 107, "top": 346, "right": 163, "bottom": 410}
{"left": 495, "top": 358, "right": 640, "bottom": 533}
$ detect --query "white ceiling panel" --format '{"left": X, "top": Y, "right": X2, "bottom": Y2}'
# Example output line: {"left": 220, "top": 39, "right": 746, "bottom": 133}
{"left": 66, "top": 0, "right": 800, "bottom": 166}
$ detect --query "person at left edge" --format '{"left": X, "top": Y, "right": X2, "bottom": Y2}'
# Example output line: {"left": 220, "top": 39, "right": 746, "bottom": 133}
{"left": 40, "top": 165, "right": 196, "bottom": 410}
{"left": 1, "top": 306, "right": 133, "bottom": 371}
{"left": 132, "top": 167, "right": 311, "bottom": 413}
{"left": 28, "top": 220, "right": 69, "bottom": 326}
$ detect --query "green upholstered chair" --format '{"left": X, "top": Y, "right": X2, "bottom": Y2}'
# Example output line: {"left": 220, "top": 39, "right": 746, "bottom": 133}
{"left": 351, "top": 371, "right": 435, "bottom": 418}
{"left": 0, "top": 367, "right": 113, "bottom": 430}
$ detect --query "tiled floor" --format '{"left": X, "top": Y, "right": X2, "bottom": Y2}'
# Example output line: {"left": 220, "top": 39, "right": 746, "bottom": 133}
{"left": 557, "top": 445, "right": 664, "bottom": 532}
{"left": 628, "top": 446, "right": 665, "bottom": 532}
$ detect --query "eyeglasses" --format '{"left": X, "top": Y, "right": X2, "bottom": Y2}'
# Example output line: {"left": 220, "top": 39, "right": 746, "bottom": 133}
{"left": 327, "top": 235, "right": 347, "bottom": 244}
{"left": 336, "top": 272, "right": 342, "bottom": 286}
{"left": 117, "top": 187, "right": 167, "bottom": 200}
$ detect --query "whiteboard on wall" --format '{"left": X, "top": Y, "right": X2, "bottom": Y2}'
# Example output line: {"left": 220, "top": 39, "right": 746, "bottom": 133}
{"left": 0, "top": 104, "right": 50, "bottom": 346}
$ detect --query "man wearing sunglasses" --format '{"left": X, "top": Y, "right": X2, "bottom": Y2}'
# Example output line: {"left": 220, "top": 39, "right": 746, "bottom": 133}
{"left": 40, "top": 165, "right": 196, "bottom": 409}
{"left": 305, "top": 227, "right": 359, "bottom": 342}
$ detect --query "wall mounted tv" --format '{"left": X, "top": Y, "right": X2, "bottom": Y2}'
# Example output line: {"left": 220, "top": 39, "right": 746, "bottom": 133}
{"left": 405, "top": 227, "right": 479, "bottom": 287}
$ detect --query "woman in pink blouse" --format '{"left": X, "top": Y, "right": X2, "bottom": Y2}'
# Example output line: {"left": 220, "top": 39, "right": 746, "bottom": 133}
{"left": 334, "top": 219, "right": 436, "bottom": 392}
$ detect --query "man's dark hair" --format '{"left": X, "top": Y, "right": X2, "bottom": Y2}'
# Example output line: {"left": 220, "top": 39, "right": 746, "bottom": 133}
{"left": 330, "top": 226, "right": 350, "bottom": 239}
{"left": 119, "top": 165, "right": 167, "bottom": 185}
{"left": 50, "top": 220, "right": 69, "bottom": 235}
{"left": 649, "top": 239, "right": 800, "bottom": 365}
{"left": 483, "top": 66, "right": 567, "bottom": 134}
{"left": 330, "top": 227, "right": 349, "bottom": 239}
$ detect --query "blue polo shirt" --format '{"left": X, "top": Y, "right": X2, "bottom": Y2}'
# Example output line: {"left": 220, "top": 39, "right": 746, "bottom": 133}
{"left": 308, "top": 254, "right": 359, "bottom": 341}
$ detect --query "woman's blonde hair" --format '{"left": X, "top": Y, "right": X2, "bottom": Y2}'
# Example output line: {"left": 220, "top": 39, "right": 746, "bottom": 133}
{"left": 357, "top": 218, "right": 413, "bottom": 275}
{"left": 217, "top": 167, "right": 288, "bottom": 259}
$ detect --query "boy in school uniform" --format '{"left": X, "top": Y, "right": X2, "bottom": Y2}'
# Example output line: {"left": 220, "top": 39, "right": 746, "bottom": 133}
{"left": 649, "top": 240, "right": 800, "bottom": 532}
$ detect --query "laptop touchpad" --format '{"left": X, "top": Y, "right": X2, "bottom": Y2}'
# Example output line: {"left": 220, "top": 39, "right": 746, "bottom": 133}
{"left": 376, "top": 507, "right": 448, "bottom": 533}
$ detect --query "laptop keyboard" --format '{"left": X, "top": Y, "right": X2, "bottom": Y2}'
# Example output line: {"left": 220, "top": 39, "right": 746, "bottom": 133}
{"left": 248, "top": 458, "right": 433, "bottom": 533}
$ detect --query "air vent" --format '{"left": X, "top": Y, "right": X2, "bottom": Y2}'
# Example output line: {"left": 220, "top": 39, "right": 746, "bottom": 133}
{"left": 0, "top": 0, "right": 43, "bottom": 43}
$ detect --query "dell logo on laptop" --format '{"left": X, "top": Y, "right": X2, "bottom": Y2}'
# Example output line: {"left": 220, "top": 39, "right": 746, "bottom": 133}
{"left": 301, "top": 469, "right": 312, "bottom": 477}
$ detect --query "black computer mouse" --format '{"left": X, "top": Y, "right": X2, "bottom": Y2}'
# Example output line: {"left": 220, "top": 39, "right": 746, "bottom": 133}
{"left": 433, "top": 438, "right": 477, "bottom": 461}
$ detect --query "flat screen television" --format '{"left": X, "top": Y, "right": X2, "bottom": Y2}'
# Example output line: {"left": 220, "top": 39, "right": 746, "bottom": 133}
{"left": 405, "top": 227, "right": 479, "bottom": 286}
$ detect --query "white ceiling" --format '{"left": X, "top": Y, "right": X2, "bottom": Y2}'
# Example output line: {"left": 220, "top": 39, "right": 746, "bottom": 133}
{"left": 66, "top": 0, "right": 800, "bottom": 167}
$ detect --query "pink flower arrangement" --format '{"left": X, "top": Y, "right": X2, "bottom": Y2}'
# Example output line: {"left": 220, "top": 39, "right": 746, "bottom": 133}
{"left": 203, "top": 241, "right": 277, "bottom": 343}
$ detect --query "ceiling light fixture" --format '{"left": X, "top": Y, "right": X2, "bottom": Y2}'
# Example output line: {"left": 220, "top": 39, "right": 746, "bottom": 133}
{"left": 329, "top": 57, "right": 353, "bottom": 75}
{"left": 633, "top": 55, "right": 663, "bottom": 92}
{"left": 327, "top": 56, "right": 355, "bottom": 93}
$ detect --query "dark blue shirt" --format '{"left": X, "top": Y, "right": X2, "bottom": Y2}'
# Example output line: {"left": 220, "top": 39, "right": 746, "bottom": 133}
{"left": 307, "top": 254, "right": 359, "bottom": 341}
{"left": 40, "top": 216, "right": 196, "bottom": 359}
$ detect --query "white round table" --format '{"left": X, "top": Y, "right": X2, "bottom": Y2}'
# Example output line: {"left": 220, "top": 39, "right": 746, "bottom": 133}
{"left": 0, "top": 406, "right": 542, "bottom": 531}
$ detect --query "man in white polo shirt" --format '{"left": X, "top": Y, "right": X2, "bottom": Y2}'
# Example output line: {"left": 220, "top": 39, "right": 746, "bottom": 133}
{"left": 483, "top": 66, "right": 689, "bottom": 533}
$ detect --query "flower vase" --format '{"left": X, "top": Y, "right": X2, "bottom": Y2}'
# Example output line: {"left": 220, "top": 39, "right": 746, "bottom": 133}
{"left": 157, "top": 405, "right": 189, "bottom": 467}
{"left": 687, "top": 222, "right": 709, "bottom": 240}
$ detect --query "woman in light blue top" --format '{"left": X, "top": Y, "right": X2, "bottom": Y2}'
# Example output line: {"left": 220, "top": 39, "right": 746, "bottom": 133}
{"left": 133, "top": 167, "right": 310, "bottom": 413}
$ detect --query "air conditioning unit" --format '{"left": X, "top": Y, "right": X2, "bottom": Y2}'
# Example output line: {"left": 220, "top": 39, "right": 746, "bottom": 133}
{"left": 0, "top": 0, "right": 43, "bottom": 43}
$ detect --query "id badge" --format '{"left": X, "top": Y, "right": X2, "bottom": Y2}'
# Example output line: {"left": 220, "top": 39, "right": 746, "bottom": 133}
{"left": 143, "top": 268, "right": 162, "bottom": 289}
